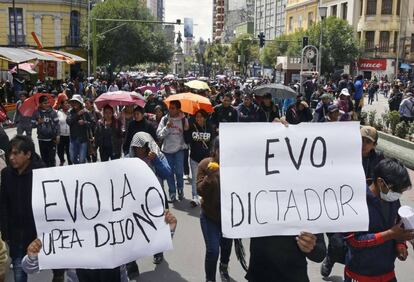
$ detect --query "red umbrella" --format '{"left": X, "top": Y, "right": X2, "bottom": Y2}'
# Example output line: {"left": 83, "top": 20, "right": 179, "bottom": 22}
{"left": 94, "top": 91, "right": 145, "bottom": 110}
{"left": 19, "top": 93, "right": 56, "bottom": 117}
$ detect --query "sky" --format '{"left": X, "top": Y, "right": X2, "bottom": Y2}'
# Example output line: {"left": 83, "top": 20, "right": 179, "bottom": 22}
{"left": 164, "top": 0, "right": 213, "bottom": 42}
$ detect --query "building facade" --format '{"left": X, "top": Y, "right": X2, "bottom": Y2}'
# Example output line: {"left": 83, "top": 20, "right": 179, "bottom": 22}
{"left": 0, "top": 0, "right": 88, "bottom": 48}
{"left": 255, "top": 0, "right": 287, "bottom": 40}
{"left": 285, "top": 0, "right": 318, "bottom": 34}
{"left": 145, "top": 0, "right": 164, "bottom": 21}
{"left": 222, "top": 0, "right": 254, "bottom": 43}
{"left": 213, "top": 0, "right": 225, "bottom": 42}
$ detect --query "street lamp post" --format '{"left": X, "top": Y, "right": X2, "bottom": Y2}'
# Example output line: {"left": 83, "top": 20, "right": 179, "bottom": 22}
{"left": 318, "top": 5, "right": 328, "bottom": 78}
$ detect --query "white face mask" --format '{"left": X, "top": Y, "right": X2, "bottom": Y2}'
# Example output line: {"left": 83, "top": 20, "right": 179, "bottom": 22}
{"left": 380, "top": 190, "right": 402, "bottom": 202}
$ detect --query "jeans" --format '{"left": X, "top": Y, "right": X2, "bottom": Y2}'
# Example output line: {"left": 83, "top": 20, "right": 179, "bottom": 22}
{"left": 16, "top": 123, "right": 32, "bottom": 138}
{"left": 190, "top": 158, "right": 199, "bottom": 199}
{"left": 183, "top": 148, "right": 190, "bottom": 175}
{"left": 70, "top": 138, "right": 88, "bottom": 164}
{"left": 76, "top": 267, "right": 121, "bottom": 282}
{"left": 11, "top": 246, "right": 27, "bottom": 282}
{"left": 165, "top": 150, "right": 184, "bottom": 196}
{"left": 99, "top": 147, "right": 120, "bottom": 162}
{"left": 200, "top": 211, "right": 233, "bottom": 282}
{"left": 39, "top": 140, "right": 56, "bottom": 167}
{"left": 57, "top": 136, "right": 72, "bottom": 165}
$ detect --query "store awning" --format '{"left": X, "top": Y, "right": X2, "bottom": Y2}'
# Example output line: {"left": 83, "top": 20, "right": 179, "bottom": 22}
{"left": 0, "top": 47, "right": 38, "bottom": 63}
{"left": 28, "top": 49, "right": 65, "bottom": 62}
{"left": 50, "top": 50, "right": 86, "bottom": 62}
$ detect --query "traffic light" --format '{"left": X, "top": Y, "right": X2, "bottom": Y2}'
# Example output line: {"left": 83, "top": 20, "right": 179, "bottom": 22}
{"left": 302, "top": 36, "right": 309, "bottom": 48}
{"left": 258, "top": 32, "right": 265, "bottom": 48}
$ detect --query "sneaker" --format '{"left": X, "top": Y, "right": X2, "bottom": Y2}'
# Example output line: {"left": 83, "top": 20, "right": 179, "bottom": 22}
{"left": 219, "top": 263, "right": 230, "bottom": 282}
{"left": 178, "top": 190, "right": 184, "bottom": 201}
{"left": 126, "top": 261, "right": 140, "bottom": 279}
{"left": 190, "top": 200, "right": 198, "bottom": 207}
{"left": 153, "top": 253, "right": 164, "bottom": 264}
{"left": 169, "top": 194, "right": 177, "bottom": 203}
{"left": 320, "top": 256, "right": 334, "bottom": 278}
{"left": 183, "top": 175, "right": 189, "bottom": 180}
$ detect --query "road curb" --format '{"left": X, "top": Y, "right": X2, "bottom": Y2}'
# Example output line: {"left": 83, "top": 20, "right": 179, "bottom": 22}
{"left": 377, "top": 131, "right": 414, "bottom": 169}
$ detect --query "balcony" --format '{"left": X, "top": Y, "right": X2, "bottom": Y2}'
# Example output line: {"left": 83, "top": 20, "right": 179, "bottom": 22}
{"left": 66, "top": 35, "right": 80, "bottom": 47}
{"left": 8, "top": 34, "right": 26, "bottom": 46}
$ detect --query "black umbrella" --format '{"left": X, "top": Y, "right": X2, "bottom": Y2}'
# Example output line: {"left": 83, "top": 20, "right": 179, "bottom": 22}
{"left": 253, "top": 83, "right": 297, "bottom": 99}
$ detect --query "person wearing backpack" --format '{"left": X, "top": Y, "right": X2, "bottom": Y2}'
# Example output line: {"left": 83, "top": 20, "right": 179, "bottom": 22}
{"left": 388, "top": 84, "right": 403, "bottom": 112}
{"left": 31, "top": 95, "right": 60, "bottom": 167}
{"left": 399, "top": 92, "right": 414, "bottom": 123}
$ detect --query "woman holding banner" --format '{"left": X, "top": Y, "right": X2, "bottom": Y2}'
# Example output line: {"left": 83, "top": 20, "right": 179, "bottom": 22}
{"left": 197, "top": 137, "right": 233, "bottom": 282}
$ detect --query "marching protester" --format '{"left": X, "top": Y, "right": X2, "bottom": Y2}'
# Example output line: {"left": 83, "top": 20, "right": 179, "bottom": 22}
{"left": 399, "top": 92, "right": 414, "bottom": 123}
{"left": 353, "top": 75, "right": 364, "bottom": 115}
{"left": 95, "top": 105, "right": 123, "bottom": 161}
{"left": 313, "top": 93, "right": 332, "bottom": 122}
{"left": 187, "top": 109, "right": 213, "bottom": 207}
{"left": 258, "top": 93, "right": 280, "bottom": 122}
{"left": 389, "top": 84, "right": 403, "bottom": 112}
{"left": 66, "top": 95, "right": 94, "bottom": 164}
{"left": 210, "top": 93, "right": 238, "bottom": 133}
{"left": 14, "top": 91, "right": 32, "bottom": 138}
{"left": 57, "top": 98, "right": 72, "bottom": 166}
{"left": 237, "top": 93, "right": 262, "bottom": 122}
{"left": 31, "top": 95, "right": 60, "bottom": 167}
{"left": 337, "top": 88, "right": 354, "bottom": 121}
{"left": 157, "top": 100, "right": 189, "bottom": 202}
{"left": 197, "top": 137, "right": 233, "bottom": 282}
{"left": 0, "top": 136, "right": 64, "bottom": 282}
{"left": 345, "top": 159, "right": 413, "bottom": 282}
{"left": 285, "top": 99, "right": 313, "bottom": 125}
{"left": 361, "top": 126, "right": 384, "bottom": 185}
{"left": 84, "top": 98, "right": 100, "bottom": 163}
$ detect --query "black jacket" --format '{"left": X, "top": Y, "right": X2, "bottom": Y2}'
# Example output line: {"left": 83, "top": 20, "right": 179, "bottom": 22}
{"left": 237, "top": 103, "right": 263, "bottom": 122}
{"left": 95, "top": 119, "right": 123, "bottom": 157}
{"left": 0, "top": 156, "right": 45, "bottom": 257}
{"left": 286, "top": 105, "right": 313, "bottom": 124}
{"left": 259, "top": 103, "right": 280, "bottom": 122}
{"left": 246, "top": 234, "right": 326, "bottom": 282}
{"left": 66, "top": 109, "right": 94, "bottom": 142}
{"left": 123, "top": 119, "right": 157, "bottom": 154}
{"left": 210, "top": 104, "right": 238, "bottom": 129}
{"left": 362, "top": 149, "right": 384, "bottom": 185}
{"left": 31, "top": 108, "right": 59, "bottom": 141}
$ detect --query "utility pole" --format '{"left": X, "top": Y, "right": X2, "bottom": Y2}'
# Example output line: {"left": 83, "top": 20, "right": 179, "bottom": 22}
{"left": 87, "top": 0, "right": 91, "bottom": 77}
{"left": 12, "top": 0, "right": 17, "bottom": 47}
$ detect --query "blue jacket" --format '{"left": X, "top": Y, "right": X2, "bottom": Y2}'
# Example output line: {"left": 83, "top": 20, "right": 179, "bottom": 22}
{"left": 345, "top": 187, "right": 401, "bottom": 279}
{"left": 354, "top": 79, "right": 364, "bottom": 100}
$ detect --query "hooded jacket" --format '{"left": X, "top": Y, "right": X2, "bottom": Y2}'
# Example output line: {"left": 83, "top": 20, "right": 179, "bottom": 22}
{"left": 188, "top": 121, "right": 213, "bottom": 163}
{"left": 95, "top": 118, "right": 123, "bottom": 157}
{"left": 31, "top": 107, "right": 59, "bottom": 141}
{"left": 0, "top": 155, "right": 44, "bottom": 257}
{"left": 123, "top": 118, "right": 157, "bottom": 154}
{"left": 156, "top": 113, "right": 188, "bottom": 154}
{"left": 66, "top": 108, "right": 94, "bottom": 142}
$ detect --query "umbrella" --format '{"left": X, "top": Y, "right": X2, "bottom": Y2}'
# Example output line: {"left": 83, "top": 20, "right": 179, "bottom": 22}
{"left": 94, "top": 91, "right": 145, "bottom": 110}
{"left": 184, "top": 80, "right": 211, "bottom": 91}
{"left": 19, "top": 93, "right": 56, "bottom": 117}
{"left": 163, "top": 74, "right": 175, "bottom": 80}
{"left": 137, "top": 85, "right": 158, "bottom": 94}
{"left": 164, "top": 92, "right": 213, "bottom": 115}
{"left": 216, "top": 74, "right": 226, "bottom": 80}
{"left": 253, "top": 83, "right": 297, "bottom": 99}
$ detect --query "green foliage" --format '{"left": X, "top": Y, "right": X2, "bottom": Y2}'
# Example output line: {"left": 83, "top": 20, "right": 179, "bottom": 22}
{"left": 360, "top": 111, "right": 368, "bottom": 125}
{"left": 204, "top": 42, "right": 230, "bottom": 72}
{"left": 381, "top": 111, "right": 390, "bottom": 130}
{"left": 409, "top": 122, "right": 414, "bottom": 136}
{"left": 375, "top": 118, "right": 384, "bottom": 131}
{"left": 388, "top": 111, "right": 401, "bottom": 135}
{"left": 368, "top": 110, "right": 377, "bottom": 127}
{"left": 227, "top": 34, "right": 260, "bottom": 73}
{"left": 395, "top": 121, "right": 409, "bottom": 139}
{"left": 88, "top": 0, "right": 173, "bottom": 68}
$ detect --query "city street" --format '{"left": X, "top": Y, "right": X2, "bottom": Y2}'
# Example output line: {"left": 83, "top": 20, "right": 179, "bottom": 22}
{"left": 3, "top": 117, "right": 414, "bottom": 282}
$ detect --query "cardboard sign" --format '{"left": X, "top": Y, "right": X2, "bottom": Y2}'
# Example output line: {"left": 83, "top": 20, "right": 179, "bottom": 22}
{"left": 32, "top": 158, "right": 172, "bottom": 269}
{"left": 220, "top": 122, "right": 369, "bottom": 238}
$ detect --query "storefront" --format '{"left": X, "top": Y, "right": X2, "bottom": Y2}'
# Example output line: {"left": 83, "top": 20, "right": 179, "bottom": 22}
{"left": 356, "top": 58, "right": 395, "bottom": 80}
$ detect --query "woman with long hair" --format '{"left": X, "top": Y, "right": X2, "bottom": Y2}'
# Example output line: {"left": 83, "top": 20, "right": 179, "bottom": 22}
{"left": 94, "top": 105, "right": 122, "bottom": 161}
{"left": 57, "top": 99, "right": 72, "bottom": 166}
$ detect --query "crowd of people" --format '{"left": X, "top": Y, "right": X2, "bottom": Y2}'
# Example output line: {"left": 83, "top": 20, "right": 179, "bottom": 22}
{"left": 0, "top": 71, "right": 413, "bottom": 282}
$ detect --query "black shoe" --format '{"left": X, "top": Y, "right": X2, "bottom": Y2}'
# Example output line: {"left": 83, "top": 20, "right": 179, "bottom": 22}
{"left": 320, "top": 256, "right": 334, "bottom": 278}
{"left": 153, "top": 253, "right": 164, "bottom": 264}
{"left": 126, "top": 261, "right": 140, "bottom": 279}
{"left": 168, "top": 194, "right": 177, "bottom": 203}
{"left": 178, "top": 190, "right": 184, "bottom": 201}
{"left": 219, "top": 263, "right": 230, "bottom": 282}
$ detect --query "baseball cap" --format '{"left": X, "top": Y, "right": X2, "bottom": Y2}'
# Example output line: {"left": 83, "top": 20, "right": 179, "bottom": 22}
{"left": 143, "top": 89, "right": 154, "bottom": 101}
{"left": 340, "top": 88, "right": 350, "bottom": 96}
{"left": 360, "top": 126, "right": 378, "bottom": 143}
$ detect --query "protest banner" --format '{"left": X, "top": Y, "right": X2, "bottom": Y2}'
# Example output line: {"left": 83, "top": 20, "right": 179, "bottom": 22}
{"left": 32, "top": 158, "right": 173, "bottom": 270}
{"left": 219, "top": 122, "right": 369, "bottom": 238}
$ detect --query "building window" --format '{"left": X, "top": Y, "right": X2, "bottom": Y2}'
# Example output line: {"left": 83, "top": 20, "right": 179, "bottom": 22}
{"left": 69, "top": 10, "right": 80, "bottom": 46}
{"left": 365, "top": 31, "right": 375, "bottom": 50}
{"left": 396, "top": 0, "right": 401, "bottom": 15}
{"left": 8, "top": 7, "right": 24, "bottom": 45}
{"left": 341, "top": 3, "right": 348, "bottom": 20}
{"left": 379, "top": 31, "right": 390, "bottom": 52}
{"left": 308, "top": 11, "right": 314, "bottom": 27}
{"left": 381, "top": 0, "right": 392, "bottom": 15}
{"left": 394, "top": 31, "right": 399, "bottom": 52}
{"left": 289, "top": 16, "right": 293, "bottom": 32}
{"left": 411, "top": 34, "right": 414, "bottom": 52}
{"left": 367, "top": 0, "right": 377, "bottom": 15}
{"left": 331, "top": 5, "right": 337, "bottom": 17}
{"left": 360, "top": 0, "right": 363, "bottom": 16}
{"left": 298, "top": 15, "right": 302, "bottom": 28}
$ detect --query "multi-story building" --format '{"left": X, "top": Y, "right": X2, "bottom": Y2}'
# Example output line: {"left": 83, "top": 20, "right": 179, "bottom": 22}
{"left": 285, "top": 0, "right": 318, "bottom": 34}
{"left": 255, "top": 0, "right": 287, "bottom": 40}
{"left": 222, "top": 0, "right": 254, "bottom": 43}
{"left": 0, "top": 0, "right": 88, "bottom": 48}
{"left": 213, "top": 0, "right": 225, "bottom": 42}
{"left": 145, "top": 0, "right": 164, "bottom": 21}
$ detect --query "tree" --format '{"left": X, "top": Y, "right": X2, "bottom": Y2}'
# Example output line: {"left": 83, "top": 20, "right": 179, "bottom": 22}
{"left": 87, "top": 0, "right": 173, "bottom": 69}
{"left": 204, "top": 42, "right": 230, "bottom": 75}
{"left": 227, "top": 34, "right": 260, "bottom": 75}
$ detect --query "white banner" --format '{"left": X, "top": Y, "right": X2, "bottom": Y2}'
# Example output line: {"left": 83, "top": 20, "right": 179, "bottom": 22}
{"left": 220, "top": 122, "right": 369, "bottom": 238}
{"left": 32, "top": 158, "right": 173, "bottom": 269}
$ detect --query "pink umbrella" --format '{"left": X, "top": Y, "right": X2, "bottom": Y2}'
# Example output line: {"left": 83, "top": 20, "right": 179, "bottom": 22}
{"left": 137, "top": 86, "right": 158, "bottom": 94}
{"left": 95, "top": 91, "right": 145, "bottom": 110}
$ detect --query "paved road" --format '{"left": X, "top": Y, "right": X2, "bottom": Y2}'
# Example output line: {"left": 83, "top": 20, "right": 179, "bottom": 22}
{"left": 4, "top": 119, "right": 414, "bottom": 282}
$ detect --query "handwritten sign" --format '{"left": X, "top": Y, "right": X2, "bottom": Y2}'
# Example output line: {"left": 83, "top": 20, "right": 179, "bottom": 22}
{"left": 32, "top": 158, "right": 173, "bottom": 269}
{"left": 219, "top": 122, "right": 369, "bottom": 238}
